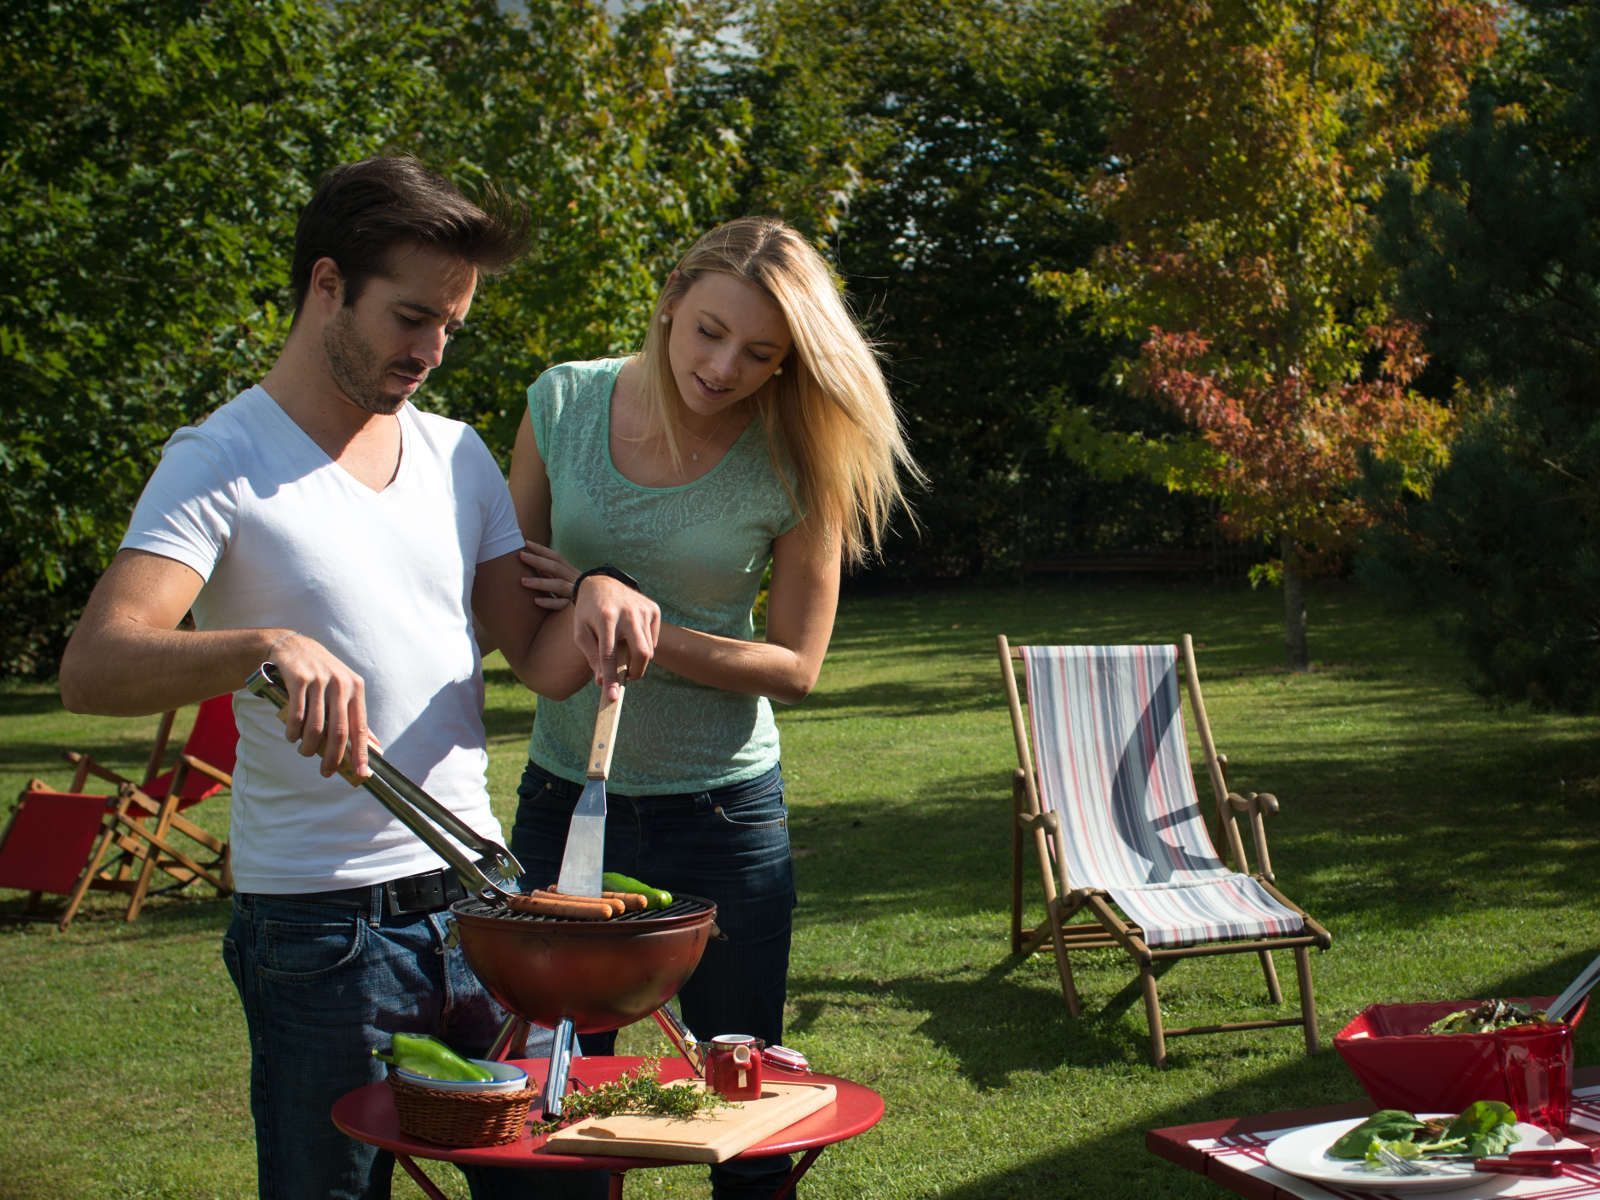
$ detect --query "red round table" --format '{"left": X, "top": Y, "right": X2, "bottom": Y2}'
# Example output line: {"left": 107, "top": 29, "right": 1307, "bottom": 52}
{"left": 332, "top": 1054, "right": 885, "bottom": 1200}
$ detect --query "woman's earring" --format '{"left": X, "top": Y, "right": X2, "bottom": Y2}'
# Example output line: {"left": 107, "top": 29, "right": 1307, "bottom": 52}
{"left": 773, "top": 364, "right": 784, "bottom": 376}
{"left": 660, "top": 313, "right": 670, "bottom": 325}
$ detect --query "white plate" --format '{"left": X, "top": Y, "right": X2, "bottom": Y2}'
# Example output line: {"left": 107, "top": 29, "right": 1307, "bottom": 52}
{"left": 1263, "top": 1115, "right": 1583, "bottom": 1194}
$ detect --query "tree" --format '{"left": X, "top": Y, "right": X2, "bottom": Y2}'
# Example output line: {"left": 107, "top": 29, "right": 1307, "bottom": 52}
{"left": 1036, "top": 0, "right": 1498, "bottom": 668}
{"left": 1364, "top": 0, "right": 1600, "bottom": 711}
{"left": 0, "top": 0, "right": 743, "bottom": 677}
{"left": 693, "top": 0, "right": 1210, "bottom": 578}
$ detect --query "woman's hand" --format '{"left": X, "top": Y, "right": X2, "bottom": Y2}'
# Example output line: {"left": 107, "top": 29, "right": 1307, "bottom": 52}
{"left": 519, "top": 540, "right": 579, "bottom": 610}
{"left": 519, "top": 540, "right": 660, "bottom": 694}
{"left": 573, "top": 575, "right": 661, "bottom": 698}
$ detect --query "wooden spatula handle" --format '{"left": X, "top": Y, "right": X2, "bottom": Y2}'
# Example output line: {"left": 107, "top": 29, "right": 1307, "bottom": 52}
{"left": 587, "top": 669, "right": 627, "bottom": 780}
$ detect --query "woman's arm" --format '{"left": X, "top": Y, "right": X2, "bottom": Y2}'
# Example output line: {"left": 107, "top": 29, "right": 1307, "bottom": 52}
{"left": 508, "top": 410, "right": 838, "bottom": 704}
{"left": 509, "top": 410, "right": 553, "bottom": 547}
{"left": 652, "top": 515, "right": 839, "bottom": 705}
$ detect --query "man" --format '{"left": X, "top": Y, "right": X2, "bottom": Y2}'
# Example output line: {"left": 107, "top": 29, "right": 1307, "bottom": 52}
{"left": 59, "top": 156, "right": 656, "bottom": 1200}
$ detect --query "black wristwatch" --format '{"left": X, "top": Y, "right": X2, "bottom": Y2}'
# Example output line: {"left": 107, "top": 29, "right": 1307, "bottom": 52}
{"left": 570, "top": 564, "right": 642, "bottom": 608}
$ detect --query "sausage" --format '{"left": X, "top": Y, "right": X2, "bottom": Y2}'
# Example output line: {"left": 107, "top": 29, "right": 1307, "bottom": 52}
{"left": 602, "top": 890, "right": 649, "bottom": 913}
{"left": 505, "top": 892, "right": 613, "bottom": 920}
{"left": 534, "top": 887, "right": 626, "bottom": 918}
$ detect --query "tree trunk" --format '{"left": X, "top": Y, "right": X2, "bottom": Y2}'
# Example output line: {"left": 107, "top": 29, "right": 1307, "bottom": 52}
{"left": 1281, "top": 532, "right": 1309, "bottom": 671}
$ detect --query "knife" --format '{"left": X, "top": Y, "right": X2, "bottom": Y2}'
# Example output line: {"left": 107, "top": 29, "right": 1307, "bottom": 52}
{"left": 553, "top": 666, "right": 626, "bottom": 898}
{"left": 1474, "top": 1146, "right": 1599, "bottom": 1176}
{"left": 1474, "top": 1159, "right": 1562, "bottom": 1177}
{"left": 1477, "top": 1147, "right": 1599, "bottom": 1166}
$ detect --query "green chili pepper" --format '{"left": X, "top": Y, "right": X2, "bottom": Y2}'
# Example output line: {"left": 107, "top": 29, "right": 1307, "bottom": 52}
{"left": 372, "top": 1032, "right": 494, "bottom": 1082}
{"left": 602, "top": 871, "right": 672, "bottom": 909}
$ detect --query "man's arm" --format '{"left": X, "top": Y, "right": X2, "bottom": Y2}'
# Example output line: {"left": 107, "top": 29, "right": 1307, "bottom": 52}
{"left": 491, "top": 407, "right": 661, "bottom": 697}
{"left": 472, "top": 552, "right": 660, "bottom": 701}
{"left": 59, "top": 548, "right": 376, "bottom": 777}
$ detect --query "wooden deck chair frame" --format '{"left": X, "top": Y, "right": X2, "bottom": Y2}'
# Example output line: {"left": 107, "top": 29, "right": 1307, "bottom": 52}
{"left": 63, "top": 694, "right": 236, "bottom": 804}
{"left": 1, "top": 779, "right": 230, "bottom": 929}
{"left": 997, "top": 633, "right": 1330, "bottom": 1066}
{"left": 59, "top": 698, "right": 234, "bottom": 922}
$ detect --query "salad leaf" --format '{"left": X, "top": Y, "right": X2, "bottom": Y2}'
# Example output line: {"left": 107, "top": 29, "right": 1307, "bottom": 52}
{"left": 1425, "top": 1000, "right": 1551, "bottom": 1035}
{"left": 1441, "top": 1100, "right": 1520, "bottom": 1158}
{"left": 1329, "top": 1111, "right": 1427, "bottom": 1158}
{"left": 1364, "top": 1139, "right": 1424, "bottom": 1169}
{"left": 1328, "top": 1100, "right": 1522, "bottom": 1162}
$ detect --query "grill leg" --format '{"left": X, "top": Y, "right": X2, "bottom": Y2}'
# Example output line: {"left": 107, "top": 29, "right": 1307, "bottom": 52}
{"left": 486, "top": 1014, "right": 529, "bottom": 1061}
{"left": 540, "top": 1018, "right": 577, "bottom": 1119}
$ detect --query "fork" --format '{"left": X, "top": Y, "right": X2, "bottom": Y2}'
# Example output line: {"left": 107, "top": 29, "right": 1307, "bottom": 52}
{"left": 1375, "top": 1145, "right": 1431, "bottom": 1176}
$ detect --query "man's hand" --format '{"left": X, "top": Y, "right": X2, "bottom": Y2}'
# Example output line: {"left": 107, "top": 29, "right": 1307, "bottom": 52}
{"left": 266, "top": 632, "right": 373, "bottom": 778}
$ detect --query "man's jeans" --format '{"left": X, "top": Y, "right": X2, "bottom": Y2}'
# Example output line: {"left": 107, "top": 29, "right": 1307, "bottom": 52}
{"left": 510, "top": 760, "right": 798, "bottom": 1199}
{"left": 223, "top": 888, "right": 558, "bottom": 1200}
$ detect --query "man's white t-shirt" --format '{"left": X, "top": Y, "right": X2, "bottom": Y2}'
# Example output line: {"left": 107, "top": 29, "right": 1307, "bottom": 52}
{"left": 121, "top": 385, "right": 525, "bottom": 893}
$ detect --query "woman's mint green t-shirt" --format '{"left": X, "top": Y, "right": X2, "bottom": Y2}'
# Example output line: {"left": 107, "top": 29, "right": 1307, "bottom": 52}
{"left": 526, "top": 358, "right": 802, "bottom": 793}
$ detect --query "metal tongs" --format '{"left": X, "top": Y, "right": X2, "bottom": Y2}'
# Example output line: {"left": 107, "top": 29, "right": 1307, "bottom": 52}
{"left": 244, "top": 663, "right": 523, "bottom": 904}
{"left": 1547, "top": 948, "right": 1600, "bottom": 1023}
{"left": 246, "top": 663, "right": 706, "bottom": 1109}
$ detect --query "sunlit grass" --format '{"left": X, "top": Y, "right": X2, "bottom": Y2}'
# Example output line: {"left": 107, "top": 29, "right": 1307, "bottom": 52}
{"left": 3, "top": 577, "right": 1597, "bottom": 1199}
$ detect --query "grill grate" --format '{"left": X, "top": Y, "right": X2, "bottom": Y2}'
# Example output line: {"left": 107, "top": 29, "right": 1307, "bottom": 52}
{"left": 455, "top": 894, "right": 711, "bottom": 925}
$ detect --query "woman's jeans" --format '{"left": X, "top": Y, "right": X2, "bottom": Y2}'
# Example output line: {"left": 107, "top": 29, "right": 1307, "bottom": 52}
{"left": 223, "top": 889, "right": 556, "bottom": 1200}
{"left": 511, "top": 760, "right": 798, "bottom": 1199}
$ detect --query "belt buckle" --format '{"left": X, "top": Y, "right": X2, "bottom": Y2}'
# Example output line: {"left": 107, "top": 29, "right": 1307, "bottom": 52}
{"left": 442, "top": 873, "right": 466, "bottom": 906}
{"left": 386, "top": 869, "right": 448, "bottom": 916}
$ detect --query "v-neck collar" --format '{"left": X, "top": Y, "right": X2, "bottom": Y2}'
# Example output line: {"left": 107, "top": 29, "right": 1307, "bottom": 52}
{"left": 255, "top": 385, "right": 408, "bottom": 495}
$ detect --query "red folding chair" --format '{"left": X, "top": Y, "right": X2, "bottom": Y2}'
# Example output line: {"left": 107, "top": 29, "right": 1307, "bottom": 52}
{"left": 0, "top": 780, "right": 162, "bottom": 929}
{"left": 65, "top": 692, "right": 237, "bottom": 806}
{"left": 54, "top": 695, "right": 236, "bottom": 922}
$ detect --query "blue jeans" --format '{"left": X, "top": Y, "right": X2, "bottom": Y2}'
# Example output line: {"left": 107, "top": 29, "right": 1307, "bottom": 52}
{"left": 223, "top": 889, "right": 564, "bottom": 1200}
{"left": 510, "top": 760, "right": 798, "bottom": 1199}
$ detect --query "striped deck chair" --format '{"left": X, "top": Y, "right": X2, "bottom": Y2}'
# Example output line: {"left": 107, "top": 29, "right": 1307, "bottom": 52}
{"left": 997, "top": 635, "right": 1330, "bottom": 1065}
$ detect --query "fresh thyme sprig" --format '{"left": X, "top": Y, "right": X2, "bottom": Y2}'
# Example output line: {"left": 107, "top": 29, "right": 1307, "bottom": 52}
{"left": 529, "top": 1056, "right": 733, "bottom": 1134}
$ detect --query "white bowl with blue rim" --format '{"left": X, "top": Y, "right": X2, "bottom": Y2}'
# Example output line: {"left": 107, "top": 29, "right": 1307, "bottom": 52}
{"left": 389, "top": 1058, "right": 529, "bottom": 1093}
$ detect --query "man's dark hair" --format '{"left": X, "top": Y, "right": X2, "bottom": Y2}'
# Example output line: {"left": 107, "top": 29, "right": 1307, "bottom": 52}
{"left": 289, "top": 156, "right": 530, "bottom": 317}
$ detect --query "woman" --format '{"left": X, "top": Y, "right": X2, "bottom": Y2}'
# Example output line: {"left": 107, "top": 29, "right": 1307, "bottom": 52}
{"left": 507, "top": 216, "right": 919, "bottom": 1199}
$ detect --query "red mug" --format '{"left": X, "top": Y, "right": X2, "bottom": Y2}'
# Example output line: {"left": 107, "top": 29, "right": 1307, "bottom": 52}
{"left": 706, "top": 1034, "right": 764, "bottom": 1101}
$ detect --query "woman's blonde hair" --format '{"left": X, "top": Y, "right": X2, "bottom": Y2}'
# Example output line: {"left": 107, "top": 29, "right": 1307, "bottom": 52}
{"left": 638, "top": 217, "right": 922, "bottom": 567}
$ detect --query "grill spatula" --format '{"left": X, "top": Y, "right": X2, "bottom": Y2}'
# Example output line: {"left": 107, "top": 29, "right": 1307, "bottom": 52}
{"left": 544, "top": 667, "right": 626, "bottom": 1118}
{"left": 554, "top": 668, "right": 626, "bottom": 898}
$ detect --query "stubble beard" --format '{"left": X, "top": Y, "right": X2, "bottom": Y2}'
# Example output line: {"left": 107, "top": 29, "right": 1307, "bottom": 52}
{"left": 323, "top": 306, "right": 417, "bottom": 417}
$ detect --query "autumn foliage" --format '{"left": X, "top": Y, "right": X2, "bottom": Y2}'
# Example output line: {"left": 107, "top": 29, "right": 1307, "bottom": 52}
{"left": 1139, "top": 320, "right": 1452, "bottom": 572}
{"left": 1040, "top": 0, "right": 1501, "bottom": 664}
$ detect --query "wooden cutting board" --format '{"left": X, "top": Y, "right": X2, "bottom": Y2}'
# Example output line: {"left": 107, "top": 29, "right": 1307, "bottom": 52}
{"left": 542, "top": 1078, "right": 837, "bottom": 1162}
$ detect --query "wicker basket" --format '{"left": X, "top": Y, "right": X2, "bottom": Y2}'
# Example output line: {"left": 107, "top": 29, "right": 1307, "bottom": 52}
{"left": 387, "top": 1073, "right": 538, "bottom": 1147}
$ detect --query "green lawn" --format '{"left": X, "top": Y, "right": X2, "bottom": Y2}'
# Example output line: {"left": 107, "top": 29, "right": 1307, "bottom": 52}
{"left": 3, "top": 578, "right": 1597, "bottom": 1199}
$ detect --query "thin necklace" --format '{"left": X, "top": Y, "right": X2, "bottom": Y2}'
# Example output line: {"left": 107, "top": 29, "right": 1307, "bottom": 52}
{"left": 683, "top": 420, "right": 727, "bottom": 462}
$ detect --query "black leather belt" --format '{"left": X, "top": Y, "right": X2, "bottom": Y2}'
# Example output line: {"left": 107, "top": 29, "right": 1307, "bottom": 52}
{"left": 290, "top": 866, "right": 467, "bottom": 916}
